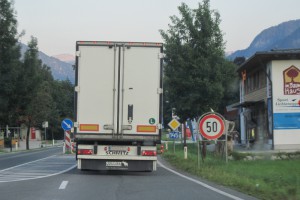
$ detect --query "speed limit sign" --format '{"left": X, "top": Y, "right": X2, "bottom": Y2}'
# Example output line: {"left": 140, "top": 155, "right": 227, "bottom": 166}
{"left": 198, "top": 113, "right": 225, "bottom": 140}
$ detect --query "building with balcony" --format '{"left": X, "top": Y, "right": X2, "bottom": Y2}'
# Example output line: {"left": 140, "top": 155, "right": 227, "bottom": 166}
{"left": 236, "top": 49, "right": 300, "bottom": 150}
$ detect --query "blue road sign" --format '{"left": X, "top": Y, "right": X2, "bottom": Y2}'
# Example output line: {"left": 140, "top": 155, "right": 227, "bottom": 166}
{"left": 61, "top": 118, "right": 73, "bottom": 131}
{"left": 169, "top": 131, "right": 180, "bottom": 139}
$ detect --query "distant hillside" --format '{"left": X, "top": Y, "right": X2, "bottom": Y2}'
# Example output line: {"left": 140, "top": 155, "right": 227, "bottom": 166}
{"left": 228, "top": 19, "right": 300, "bottom": 60}
{"left": 20, "top": 43, "right": 75, "bottom": 83}
{"left": 52, "top": 54, "right": 75, "bottom": 65}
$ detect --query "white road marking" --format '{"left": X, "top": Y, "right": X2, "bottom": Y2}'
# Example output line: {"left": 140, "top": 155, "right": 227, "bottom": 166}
{"left": 0, "top": 155, "right": 76, "bottom": 183}
{"left": 0, "top": 155, "right": 56, "bottom": 172}
{"left": 59, "top": 181, "right": 69, "bottom": 189}
{"left": 158, "top": 161, "right": 244, "bottom": 200}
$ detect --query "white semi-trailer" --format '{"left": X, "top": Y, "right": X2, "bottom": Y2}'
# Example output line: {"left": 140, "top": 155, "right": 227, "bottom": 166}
{"left": 74, "top": 41, "right": 163, "bottom": 171}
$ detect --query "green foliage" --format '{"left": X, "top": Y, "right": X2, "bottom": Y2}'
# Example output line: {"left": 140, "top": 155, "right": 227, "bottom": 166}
{"left": 160, "top": 0, "right": 237, "bottom": 121}
{"left": 163, "top": 144, "right": 300, "bottom": 200}
{"left": 50, "top": 79, "right": 74, "bottom": 139}
{"left": 0, "top": 0, "right": 75, "bottom": 142}
{"left": 19, "top": 38, "right": 74, "bottom": 141}
{"left": 0, "top": 0, "right": 21, "bottom": 124}
{"left": 52, "top": 79, "right": 74, "bottom": 119}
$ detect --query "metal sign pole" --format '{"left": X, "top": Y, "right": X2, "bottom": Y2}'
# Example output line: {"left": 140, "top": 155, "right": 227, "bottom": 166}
{"left": 173, "top": 140, "right": 175, "bottom": 154}
{"left": 61, "top": 119, "right": 73, "bottom": 154}
{"left": 197, "top": 140, "right": 200, "bottom": 168}
{"left": 44, "top": 127, "right": 46, "bottom": 145}
{"left": 225, "top": 123, "right": 228, "bottom": 164}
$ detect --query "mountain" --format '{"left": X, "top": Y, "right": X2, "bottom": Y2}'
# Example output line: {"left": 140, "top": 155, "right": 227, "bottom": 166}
{"left": 52, "top": 54, "right": 75, "bottom": 65}
{"left": 228, "top": 19, "right": 300, "bottom": 60}
{"left": 20, "top": 43, "right": 75, "bottom": 83}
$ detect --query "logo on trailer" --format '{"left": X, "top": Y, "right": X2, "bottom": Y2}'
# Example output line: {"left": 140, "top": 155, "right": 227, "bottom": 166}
{"left": 106, "top": 161, "right": 129, "bottom": 168}
{"left": 104, "top": 146, "right": 130, "bottom": 155}
{"left": 106, "top": 151, "right": 129, "bottom": 155}
{"left": 149, "top": 118, "right": 156, "bottom": 124}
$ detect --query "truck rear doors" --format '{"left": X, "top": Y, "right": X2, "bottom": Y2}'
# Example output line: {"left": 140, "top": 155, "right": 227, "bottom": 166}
{"left": 75, "top": 42, "right": 163, "bottom": 141}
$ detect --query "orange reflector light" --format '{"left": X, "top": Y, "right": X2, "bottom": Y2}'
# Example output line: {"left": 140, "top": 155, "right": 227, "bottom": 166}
{"left": 136, "top": 125, "right": 156, "bottom": 133}
{"left": 142, "top": 150, "right": 157, "bottom": 156}
{"left": 79, "top": 124, "right": 99, "bottom": 131}
{"left": 78, "top": 149, "right": 93, "bottom": 155}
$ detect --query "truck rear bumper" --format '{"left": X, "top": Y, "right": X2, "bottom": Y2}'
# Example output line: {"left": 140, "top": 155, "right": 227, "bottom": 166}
{"left": 77, "top": 155, "right": 157, "bottom": 160}
{"left": 78, "top": 159, "right": 157, "bottom": 171}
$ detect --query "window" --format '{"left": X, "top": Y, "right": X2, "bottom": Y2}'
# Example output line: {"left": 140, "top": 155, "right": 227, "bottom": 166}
{"left": 245, "top": 69, "right": 266, "bottom": 94}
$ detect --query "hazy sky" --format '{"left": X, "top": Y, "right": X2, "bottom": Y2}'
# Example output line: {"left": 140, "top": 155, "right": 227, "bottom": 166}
{"left": 14, "top": 0, "right": 300, "bottom": 56}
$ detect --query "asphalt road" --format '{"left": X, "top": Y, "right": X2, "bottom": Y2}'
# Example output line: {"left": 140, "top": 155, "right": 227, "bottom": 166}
{"left": 0, "top": 147, "right": 62, "bottom": 170}
{"left": 0, "top": 148, "right": 257, "bottom": 200}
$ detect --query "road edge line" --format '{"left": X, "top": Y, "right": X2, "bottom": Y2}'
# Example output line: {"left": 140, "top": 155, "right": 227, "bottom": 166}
{"left": 157, "top": 160, "right": 244, "bottom": 200}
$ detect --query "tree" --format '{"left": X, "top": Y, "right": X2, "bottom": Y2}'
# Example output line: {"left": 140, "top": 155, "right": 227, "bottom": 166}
{"left": 160, "top": 0, "right": 236, "bottom": 122}
{"left": 217, "top": 60, "right": 239, "bottom": 113}
{"left": 52, "top": 80, "right": 74, "bottom": 119}
{"left": 0, "top": 0, "right": 74, "bottom": 145}
{"left": 51, "top": 79, "right": 74, "bottom": 139}
{"left": 17, "top": 37, "right": 48, "bottom": 149}
{"left": 0, "top": 0, "right": 21, "bottom": 125}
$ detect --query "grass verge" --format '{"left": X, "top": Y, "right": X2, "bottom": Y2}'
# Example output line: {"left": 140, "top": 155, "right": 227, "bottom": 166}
{"left": 162, "top": 143, "right": 300, "bottom": 200}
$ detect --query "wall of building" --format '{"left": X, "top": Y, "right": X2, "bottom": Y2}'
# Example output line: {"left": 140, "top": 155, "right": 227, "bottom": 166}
{"left": 20, "top": 126, "right": 42, "bottom": 141}
{"left": 271, "top": 60, "right": 300, "bottom": 150}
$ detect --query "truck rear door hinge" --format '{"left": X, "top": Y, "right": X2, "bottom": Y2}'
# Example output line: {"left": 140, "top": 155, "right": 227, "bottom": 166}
{"left": 76, "top": 51, "right": 81, "bottom": 57}
{"left": 75, "top": 86, "right": 80, "bottom": 92}
{"left": 157, "top": 88, "right": 163, "bottom": 94}
{"left": 158, "top": 53, "right": 165, "bottom": 59}
{"left": 157, "top": 124, "right": 163, "bottom": 129}
{"left": 73, "top": 122, "right": 78, "bottom": 128}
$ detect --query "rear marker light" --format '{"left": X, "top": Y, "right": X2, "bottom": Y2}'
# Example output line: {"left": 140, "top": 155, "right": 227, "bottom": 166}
{"left": 78, "top": 149, "right": 93, "bottom": 155}
{"left": 142, "top": 150, "right": 157, "bottom": 156}
{"left": 137, "top": 125, "right": 156, "bottom": 132}
{"left": 79, "top": 124, "right": 99, "bottom": 132}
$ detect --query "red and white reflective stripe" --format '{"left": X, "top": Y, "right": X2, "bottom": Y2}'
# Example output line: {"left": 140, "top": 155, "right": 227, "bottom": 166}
{"left": 65, "top": 131, "right": 71, "bottom": 149}
{"left": 71, "top": 142, "right": 75, "bottom": 152}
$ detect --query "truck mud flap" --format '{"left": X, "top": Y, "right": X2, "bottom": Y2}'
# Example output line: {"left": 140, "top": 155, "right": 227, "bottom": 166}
{"left": 81, "top": 159, "right": 155, "bottom": 172}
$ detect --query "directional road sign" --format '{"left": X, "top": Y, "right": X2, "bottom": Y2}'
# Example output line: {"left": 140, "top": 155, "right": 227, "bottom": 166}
{"left": 61, "top": 118, "right": 73, "bottom": 131}
{"left": 168, "top": 119, "right": 180, "bottom": 131}
{"left": 198, "top": 113, "right": 225, "bottom": 140}
{"left": 169, "top": 131, "right": 180, "bottom": 139}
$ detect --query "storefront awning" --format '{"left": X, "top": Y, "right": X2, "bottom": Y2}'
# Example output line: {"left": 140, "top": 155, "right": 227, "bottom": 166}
{"left": 232, "top": 100, "right": 264, "bottom": 108}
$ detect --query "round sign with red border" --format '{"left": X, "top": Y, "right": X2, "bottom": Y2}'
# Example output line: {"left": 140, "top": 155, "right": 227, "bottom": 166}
{"left": 199, "top": 113, "right": 225, "bottom": 140}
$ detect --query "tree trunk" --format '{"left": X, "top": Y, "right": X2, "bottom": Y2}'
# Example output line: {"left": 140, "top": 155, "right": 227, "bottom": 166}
{"left": 202, "top": 141, "right": 207, "bottom": 159}
{"left": 26, "top": 121, "right": 31, "bottom": 150}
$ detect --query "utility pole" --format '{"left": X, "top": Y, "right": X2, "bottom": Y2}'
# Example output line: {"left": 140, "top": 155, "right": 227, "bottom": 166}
{"left": 42, "top": 121, "right": 48, "bottom": 146}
